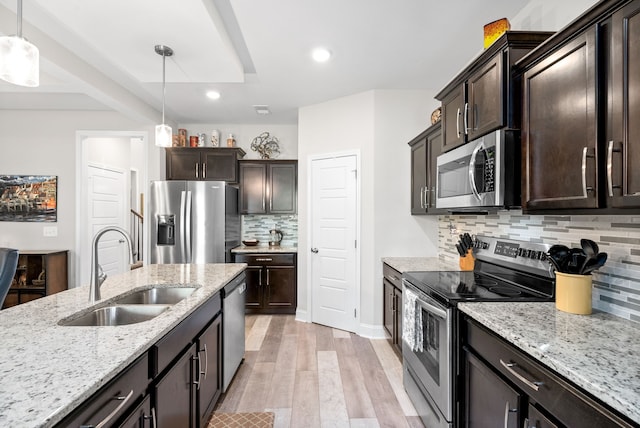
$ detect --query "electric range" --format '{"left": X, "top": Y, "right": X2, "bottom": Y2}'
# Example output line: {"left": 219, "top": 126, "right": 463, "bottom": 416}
{"left": 401, "top": 235, "right": 555, "bottom": 428}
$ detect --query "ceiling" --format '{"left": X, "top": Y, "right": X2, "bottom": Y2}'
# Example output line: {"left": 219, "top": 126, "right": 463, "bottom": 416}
{"left": 0, "top": 0, "right": 532, "bottom": 125}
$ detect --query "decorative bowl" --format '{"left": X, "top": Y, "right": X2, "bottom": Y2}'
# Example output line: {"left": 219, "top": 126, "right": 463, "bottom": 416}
{"left": 32, "top": 279, "right": 45, "bottom": 286}
{"left": 242, "top": 239, "right": 259, "bottom": 247}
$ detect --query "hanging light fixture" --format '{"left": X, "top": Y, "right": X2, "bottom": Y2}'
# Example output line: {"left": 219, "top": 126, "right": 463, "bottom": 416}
{"left": 154, "top": 44, "right": 173, "bottom": 147}
{"left": 0, "top": 0, "right": 39, "bottom": 87}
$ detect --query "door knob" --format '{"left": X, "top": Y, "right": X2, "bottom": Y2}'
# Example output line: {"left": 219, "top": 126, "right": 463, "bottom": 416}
{"left": 118, "top": 239, "right": 125, "bottom": 243}
{"left": 311, "top": 248, "right": 319, "bottom": 253}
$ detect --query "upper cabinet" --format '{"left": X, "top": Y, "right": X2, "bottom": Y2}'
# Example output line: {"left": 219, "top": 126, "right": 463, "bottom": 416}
{"left": 165, "top": 147, "right": 246, "bottom": 183}
{"left": 518, "top": 0, "right": 640, "bottom": 212}
{"left": 239, "top": 160, "right": 297, "bottom": 214}
{"left": 436, "top": 32, "right": 553, "bottom": 152}
{"left": 409, "top": 122, "right": 444, "bottom": 215}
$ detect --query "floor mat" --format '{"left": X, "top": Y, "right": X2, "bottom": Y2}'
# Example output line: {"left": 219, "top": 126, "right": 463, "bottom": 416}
{"left": 207, "top": 412, "right": 275, "bottom": 428}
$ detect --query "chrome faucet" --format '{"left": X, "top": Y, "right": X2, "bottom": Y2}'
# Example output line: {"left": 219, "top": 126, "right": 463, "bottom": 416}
{"left": 89, "top": 226, "right": 134, "bottom": 303}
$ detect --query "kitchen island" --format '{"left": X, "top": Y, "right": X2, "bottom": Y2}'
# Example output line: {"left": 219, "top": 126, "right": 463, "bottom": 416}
{"left": 458, "top": 302, "right": 640, "bottom": 425}
{"left": 0, "top": 263, "right": 245, "bottom": 427}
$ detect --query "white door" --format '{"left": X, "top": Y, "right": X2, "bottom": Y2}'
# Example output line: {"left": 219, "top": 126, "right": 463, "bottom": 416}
{"left": 311, "top": 154, "right": 358, "bottom": 332}
{"left": 82, "top": 164, "right": 127, "bottom": 286}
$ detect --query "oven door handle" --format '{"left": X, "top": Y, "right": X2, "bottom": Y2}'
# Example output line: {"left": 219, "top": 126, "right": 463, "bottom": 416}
{"left": 416, "top": 298, "right": 447, "bottom": 320}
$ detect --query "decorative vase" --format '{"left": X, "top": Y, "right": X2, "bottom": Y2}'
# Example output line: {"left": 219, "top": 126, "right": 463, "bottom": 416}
{"left": 555, "top": 272, "right": 592, "bottom": 315}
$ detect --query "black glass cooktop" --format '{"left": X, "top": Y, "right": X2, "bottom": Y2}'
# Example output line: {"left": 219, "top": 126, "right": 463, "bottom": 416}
{"left": 403, "top": 266, "right": 553, "bottom": 306}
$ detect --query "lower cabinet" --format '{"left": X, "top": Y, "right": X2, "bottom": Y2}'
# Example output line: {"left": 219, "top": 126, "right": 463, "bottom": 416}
{"left": 462, "top": 317, "right": 636, "bottom": 428}
{"left": 382, "top": 263, "right": 402, "bottom": 354}
{"left": 55, "top": 281, "right": 238, "bottom": 428}
{"left": 234, "top": 253, "right": 297, "bottom": 314}
{"left": 155, "top": 343, "right": 197, "bottom": 427}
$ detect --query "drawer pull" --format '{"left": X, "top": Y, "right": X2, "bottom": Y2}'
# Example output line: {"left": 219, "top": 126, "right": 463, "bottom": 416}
{"left": 92, "top": 389, "right": 134, "bottom": 428}
{"left": 500, "top": 359, "right": 543, "bottom": 392}
{"left": 255, "top": 258, "right": 273, "bottom": 262}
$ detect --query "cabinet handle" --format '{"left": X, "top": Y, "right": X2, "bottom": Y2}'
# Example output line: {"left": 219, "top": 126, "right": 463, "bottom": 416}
{"left": 385, "top": 275, "right": 400, "bottom": 282}
{"left": 464, "top": 102, "right": 470, "bottom": 135}
{"left": 202, "top": 344, "right": 209, "bottom": 379}
{"left": 195, "top": 163, "right": 199, "bottom": 179}
{"left": 503, "top": 401, "right": 518, "bottom": 428}
{"left": 143, "top": 407, "right": 157, "bottom": 428}
{"left": 420, "top": 186, "right": 424, "bottom": 209}
{"left": 500, "top": 359, "right": 543, "bottom": 391}
{"left": 607, "top": 141, "right": 622, "bottom": 197}
{"left": 93, "top": 389, "right": 134, "bottom": 428}
{"left": 193, "top": 353, "right": 203, "bottom": 390}
{"left": 266, "top": 269, "right": 270, "bottom": 285}
{"left": 456, "top": 107, "right": 462, "bottom": 138}
{"left": 203, "top": 163, "right": 207, "bottom": 179}
{"left": 255, "top": 258, "right": 273, "bottom": 262}
{"left": 431, "top": 186, "right": 436, "bottom": 207}
{"left": 581, "top": 147, "right": 595, "bottom": 198}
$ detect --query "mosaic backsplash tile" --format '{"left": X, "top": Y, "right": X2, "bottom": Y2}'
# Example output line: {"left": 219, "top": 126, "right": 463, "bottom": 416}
{"left": 438, "top": 211, "right": 640, "bottom": 323}
{"left": 241, "top": 214, "right": 298, "bottom": 246}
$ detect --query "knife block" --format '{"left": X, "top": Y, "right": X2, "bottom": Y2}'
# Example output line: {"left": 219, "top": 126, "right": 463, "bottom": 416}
{"left": 459, "top": 250, "right": 475, "bottom": 271}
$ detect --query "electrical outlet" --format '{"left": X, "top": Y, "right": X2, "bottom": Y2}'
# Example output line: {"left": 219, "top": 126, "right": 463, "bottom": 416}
{"left": 448, "top": 222, "right": 458, "bottom": 235}
{"left": 43, "top": 226, "right": 58, "bottom": 237}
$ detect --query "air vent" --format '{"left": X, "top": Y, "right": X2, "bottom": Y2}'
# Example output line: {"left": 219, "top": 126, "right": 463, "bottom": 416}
{"left": 253, "top": 105, "right": 271, "bottom": 115}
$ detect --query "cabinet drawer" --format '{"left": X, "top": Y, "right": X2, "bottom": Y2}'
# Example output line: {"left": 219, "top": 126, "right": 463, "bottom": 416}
{"left": 235, "top": 253, "right": 295, "bottom": 266}
{"left": 151, "top": 293, "right": 221, "bottom": 377}
{"left": 466, "top": 319, "right": 634, "bottom": 427}
{"left": 57, "top": 353, "right": 149, "bottom": 428}
{"left": 382, "top": 263, "right": 402, "bottom": 289}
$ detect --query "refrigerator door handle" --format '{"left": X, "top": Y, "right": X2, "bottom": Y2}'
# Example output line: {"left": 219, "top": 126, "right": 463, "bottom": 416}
{"left": 184, "top": 190, "right": 193, "bottom": 263}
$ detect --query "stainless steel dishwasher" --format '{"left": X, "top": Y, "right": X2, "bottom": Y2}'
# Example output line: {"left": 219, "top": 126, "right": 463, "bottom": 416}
{"left": 222, "top": 273, "right": 246, "bottom": 392}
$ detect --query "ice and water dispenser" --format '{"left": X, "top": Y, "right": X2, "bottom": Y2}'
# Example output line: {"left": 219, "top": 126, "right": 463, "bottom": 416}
{"left": 156, "top": 215, "right": 175, "bottom": 245}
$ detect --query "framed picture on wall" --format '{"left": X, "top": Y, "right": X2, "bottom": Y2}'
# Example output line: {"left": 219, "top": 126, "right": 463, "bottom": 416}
{"left": 0, "top": 175, "right": 58, "bottom": 222}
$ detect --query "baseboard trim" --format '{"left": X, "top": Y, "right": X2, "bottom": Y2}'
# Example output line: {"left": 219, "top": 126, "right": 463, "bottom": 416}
{"left": 358, "top": 322, "right": 387, "bottom": 339}
{"left": 295, "top": 309, "right": 309, "bottom": 323}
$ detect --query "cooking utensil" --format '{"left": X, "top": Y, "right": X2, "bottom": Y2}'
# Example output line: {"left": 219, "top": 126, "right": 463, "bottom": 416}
{"left": 581, "top": 252, "right": 608, "bottom": 275}
{"left": 579, "top": 238, "right": 599, "bottom": 273}
{"left": 548, "top": 244, "right": 570, "bottom": 272}
{"left": 566, "top": 248, "right": 586, "bottom": 274}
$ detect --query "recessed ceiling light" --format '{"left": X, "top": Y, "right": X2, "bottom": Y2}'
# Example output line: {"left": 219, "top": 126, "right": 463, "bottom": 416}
{"left": 206, "top": 90, "right": 221, "bottom": 100}
{"left": 312, "top": 47, "right": 332, "bottom": 63}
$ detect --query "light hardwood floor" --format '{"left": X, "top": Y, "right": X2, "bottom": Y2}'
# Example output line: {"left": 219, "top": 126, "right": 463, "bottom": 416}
{"left": 214, "top": 315, "right": 425, "bottom": 428}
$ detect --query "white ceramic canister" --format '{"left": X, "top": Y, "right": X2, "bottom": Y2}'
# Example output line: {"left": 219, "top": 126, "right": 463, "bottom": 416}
{"left": 210, "top": 130, "right": 220, "bottom": 147}
{"left": 198, "top": 133, "right": 206, "bottom": 147}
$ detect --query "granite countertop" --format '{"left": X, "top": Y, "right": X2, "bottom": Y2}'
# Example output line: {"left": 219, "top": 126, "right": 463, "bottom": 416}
{"left": 0, "top": 263, "right": 246, "bottom": 428}
{"left": 232, "top": 244, "right": 298, "bottom": 253}
{"left": 382, "top": 256, "right": 460, "bottom": 273}
{"left": 458, "top": 302, "right": 640, "bottom": 424}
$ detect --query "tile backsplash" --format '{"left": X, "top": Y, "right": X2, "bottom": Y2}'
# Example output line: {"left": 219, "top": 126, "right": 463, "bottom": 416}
{"left": 439, "top": 211, "right": 640, "bottom": 323}
{"left": 241, "top": 214, "right": 298, "bottom": 246}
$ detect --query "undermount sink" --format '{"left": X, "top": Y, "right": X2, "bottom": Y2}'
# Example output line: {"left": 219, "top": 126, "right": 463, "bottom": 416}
{"left": 112, "top": 287, "right": 197, "bottom": 305}
{"left": 59, "top": 304, "right": 170, "bottom": 327}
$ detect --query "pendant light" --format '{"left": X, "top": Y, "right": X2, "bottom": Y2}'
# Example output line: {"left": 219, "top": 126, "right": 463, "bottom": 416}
{"left": 0, "top": 0, "right": 39, "bottom": 87}
{"left": 154, "top": 45, "right": 173, "bottom": 147}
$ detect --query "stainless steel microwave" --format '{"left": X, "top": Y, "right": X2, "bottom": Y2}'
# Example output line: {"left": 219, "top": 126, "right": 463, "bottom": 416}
{"left": 435, "top": 129, "right": 520, "bottom": 211}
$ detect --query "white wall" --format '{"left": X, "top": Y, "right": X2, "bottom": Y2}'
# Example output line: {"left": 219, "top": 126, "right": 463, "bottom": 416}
{"left": 177, "top": 123, "right": 298, "bottom": 160}
{"left": 298, "top": 89, "right": 439, "bottom": 335}
{"left": 510, "top": 0, "right": 599, "bottom": 31}
{"left": 0, "top": 110, "right": 158, "bottom": 288}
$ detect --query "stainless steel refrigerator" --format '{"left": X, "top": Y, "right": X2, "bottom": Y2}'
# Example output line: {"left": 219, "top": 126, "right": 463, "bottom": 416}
{"left": 149, "top": 181, "right": 240, "bottom": 264}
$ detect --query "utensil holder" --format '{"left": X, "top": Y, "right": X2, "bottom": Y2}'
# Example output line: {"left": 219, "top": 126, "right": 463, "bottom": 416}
{"left": 459, "top": 250, "right": 475, "bottom": 271}
{"left": 555, "top": 272, "right": 592, "bottom": 315}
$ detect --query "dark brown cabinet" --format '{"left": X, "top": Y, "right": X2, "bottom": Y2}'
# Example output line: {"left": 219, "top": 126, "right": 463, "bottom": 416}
{"left": 436, "top": 32, "right": 552, "bottom": 152}
{"left": 461, "top": 317, "right": 636, "bottom": 428}
{"left": 521, "top": 28, "right": 598, "bottom": 211}
{"left": 608, "top": 0, "right": 640, "bottom": 208}
{"left": 165, "top": 147, "right": 246, "bottom": 182}
{"left": 239, "top": 160, "right": 297, "bottom": 214}
{"left": 464, "top": 350, "right": 522, "bottom": 428}
{"left": 409, "top": 122, "right": 443, "bottom": 214}
{"left": 118, "top": 395, "right": 154, "bottom": 428}
{"left": 3, "top": 250, "right": 68, "bottom": 308}
{"left": 234, "top": 253, "right": 297, "bottom": 314}
{"left": 155, "top": 343, "right": 196, "bottom": 428}
{"left": 518, "top": 0, "right": 640, "bottom": 212}
{"left": 382, "top": 263, "right": 402, "bottom": 354}
{"left": 196, "top": 314, "right": 222, "bottom": 427}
